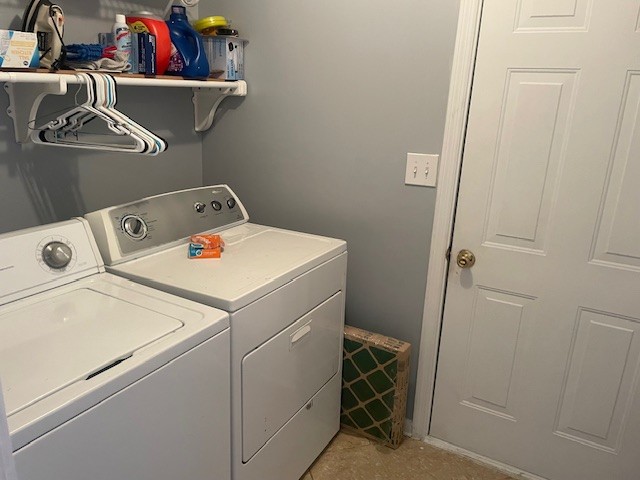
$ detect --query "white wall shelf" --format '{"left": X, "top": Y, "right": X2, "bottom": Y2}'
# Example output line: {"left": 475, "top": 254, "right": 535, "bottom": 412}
{"left": 0, "top": 70, "right": 247, "bottom": 143}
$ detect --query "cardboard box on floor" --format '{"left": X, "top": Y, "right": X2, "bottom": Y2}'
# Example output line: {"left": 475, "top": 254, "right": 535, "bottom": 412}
{"left": 341, "top": 326, "right": 411, "bottom": 449}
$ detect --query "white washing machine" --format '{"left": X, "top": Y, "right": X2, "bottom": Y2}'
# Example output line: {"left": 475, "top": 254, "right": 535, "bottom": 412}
{"left": 0, "top": 219, "right": 231, "bottom": 480}
{"left": 85, "top": 185, "right": 347, "bottom": 480}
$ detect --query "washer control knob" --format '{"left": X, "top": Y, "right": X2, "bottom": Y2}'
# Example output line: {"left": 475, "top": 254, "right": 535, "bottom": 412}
{"left": 122, "top": 215, "right": 148, "bottom": 240}
{"left": 194, "top": 202, "right": 206, "bottom": 214}
{"left": 211, "top": 200, "right": 223, "bottom": 211}
{"left": 226, "top": 197, "right": 236, "bottom": 209}
{"left": 42, "top": 241, "right": 73, "bottom": 269}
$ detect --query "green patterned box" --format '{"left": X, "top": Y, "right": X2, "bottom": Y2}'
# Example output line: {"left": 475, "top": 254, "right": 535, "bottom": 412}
{"left": 341, "top": 326, "right": 411, "bottom": 449}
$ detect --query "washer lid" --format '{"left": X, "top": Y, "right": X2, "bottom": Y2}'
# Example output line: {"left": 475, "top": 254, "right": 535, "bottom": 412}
{"left": 0, "top": 288, "right": 182, "bottom": 417}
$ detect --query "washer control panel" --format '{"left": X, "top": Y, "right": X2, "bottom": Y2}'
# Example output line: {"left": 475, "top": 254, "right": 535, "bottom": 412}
{"left": 86, "top": 185, "right": 249, "bottom": 259}
{"left": 0, "top": 219, "right": 102, "bottom": 304}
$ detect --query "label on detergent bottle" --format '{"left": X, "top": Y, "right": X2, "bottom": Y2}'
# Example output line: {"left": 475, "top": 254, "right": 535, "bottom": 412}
{"left": 166, "top": 43, "right": 185, "bottom": 73}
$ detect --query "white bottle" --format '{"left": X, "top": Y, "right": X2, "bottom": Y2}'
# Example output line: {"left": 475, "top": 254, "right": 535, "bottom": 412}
{"left": 113, "top": 14, "right": 131, "bottom": 62}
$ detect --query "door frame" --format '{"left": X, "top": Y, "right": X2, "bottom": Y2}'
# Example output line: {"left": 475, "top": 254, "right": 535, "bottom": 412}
{"left": 411, "top": 0, "right": 484, "bottom": 440}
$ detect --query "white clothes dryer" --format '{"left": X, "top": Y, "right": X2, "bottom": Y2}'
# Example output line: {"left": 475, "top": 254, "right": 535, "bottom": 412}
{"left": 85, "top": 185, "right": 347, "bottom": 480}
{"left": 0, "top": 219, "right": 231, "bottom": 480}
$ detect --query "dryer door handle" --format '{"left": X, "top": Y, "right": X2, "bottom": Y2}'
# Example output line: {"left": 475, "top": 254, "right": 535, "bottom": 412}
{"left": 290, "top": 322, "right": 312, "bottom": 349}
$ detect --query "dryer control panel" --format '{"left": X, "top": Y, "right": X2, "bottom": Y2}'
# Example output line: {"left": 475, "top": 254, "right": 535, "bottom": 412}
{"left": 84, "top": 185, "right": 249, "bottom": 265}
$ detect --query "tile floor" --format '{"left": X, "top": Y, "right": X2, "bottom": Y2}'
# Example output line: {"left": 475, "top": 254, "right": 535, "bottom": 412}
{"left": 301, "top": 431, "right": 519, "bottom": 480}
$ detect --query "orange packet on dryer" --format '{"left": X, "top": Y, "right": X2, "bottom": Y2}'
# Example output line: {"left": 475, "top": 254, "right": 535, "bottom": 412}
{"left": 190, "top": 234, "right": 225, "bottom": 250}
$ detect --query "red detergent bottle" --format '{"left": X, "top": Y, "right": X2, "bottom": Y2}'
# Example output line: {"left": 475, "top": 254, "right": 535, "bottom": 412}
{"left": 126, "top": 11, "right": 171, "bottom": 74}
{"left": 165, "top": 5, "right": 209, "bottom": 79}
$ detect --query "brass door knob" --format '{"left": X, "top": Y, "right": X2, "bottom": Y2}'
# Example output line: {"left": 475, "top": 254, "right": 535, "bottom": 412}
{"left": 456, "top": 249, "right": 476, "bottom": 268}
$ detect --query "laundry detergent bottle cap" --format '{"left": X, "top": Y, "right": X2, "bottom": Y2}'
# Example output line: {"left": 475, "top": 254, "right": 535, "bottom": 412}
{"left": 165, "top": 4, "right": 209, "bottom": 79}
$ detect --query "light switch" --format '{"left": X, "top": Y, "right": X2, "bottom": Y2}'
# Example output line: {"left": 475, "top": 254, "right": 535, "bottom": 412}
{"left": 405, "top": 153, "right": 438, "bottom": 187}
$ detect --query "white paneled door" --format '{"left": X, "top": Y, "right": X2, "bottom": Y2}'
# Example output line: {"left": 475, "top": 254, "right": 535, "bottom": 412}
{"left": 430, "top": 2, "right": 640, "bottom": 479}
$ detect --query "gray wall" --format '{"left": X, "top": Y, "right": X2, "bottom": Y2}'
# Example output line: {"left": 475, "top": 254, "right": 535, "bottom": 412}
{"left": 201, "top": 0, "right": 460, "bottom": 418}
{"left": 0, "top": 0, "right": 203, "bottom": 233}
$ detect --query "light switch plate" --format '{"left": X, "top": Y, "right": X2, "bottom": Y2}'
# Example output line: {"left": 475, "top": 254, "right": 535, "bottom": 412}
{"left": 405, "top": 153, "right": 439, "bottom": 187}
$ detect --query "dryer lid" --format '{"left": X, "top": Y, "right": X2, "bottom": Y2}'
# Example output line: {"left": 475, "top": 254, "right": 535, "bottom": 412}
{"left": 0, "top": 287, "right": 182, "bottom": 416}
{"left": 110, "top": 224, "right": 347, "bottom": 312}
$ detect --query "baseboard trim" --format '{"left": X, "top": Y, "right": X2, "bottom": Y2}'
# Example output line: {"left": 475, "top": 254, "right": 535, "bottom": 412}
{"left": 421, "top": 436, "right": 548, "bottom": 480}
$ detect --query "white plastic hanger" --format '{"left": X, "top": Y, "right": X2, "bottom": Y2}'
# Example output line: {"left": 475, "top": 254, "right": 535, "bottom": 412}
{"left": 89, "top": 74, "right": 167, "bottom": 154}
{"left": 32, "top": 73, "right": 146, "bottom": 152}
{"left": 33, "top": 73, "right": 156, "bottom": 153}
{"left": 31, "top": 73, "right": 167, "bottom": 155}
{"left": 97, "top": 75, "right": 167, "bottom": 154}
{"left": 38, "top": 74, "right": 120, "bottom": 134}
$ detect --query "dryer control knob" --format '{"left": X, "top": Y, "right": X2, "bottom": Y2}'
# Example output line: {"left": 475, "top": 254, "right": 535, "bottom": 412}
{"left": 122, "top": 215, "right": 148, "bottom": 240}
{"left": 226, "top": 197, "right": 236, "bottom": 209}
{"left": 42, "top": 241, "right": 73, "bottom": 269}
{"left": 211, "top": 200, "right": 222, "bottom": 211}
{"left": 194, "top": 202, "right": 206, "bottom": 214}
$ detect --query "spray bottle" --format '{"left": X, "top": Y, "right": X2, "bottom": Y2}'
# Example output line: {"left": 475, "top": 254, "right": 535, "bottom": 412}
{"left": 113, "top": 14, "right": 131, "bottom": 62}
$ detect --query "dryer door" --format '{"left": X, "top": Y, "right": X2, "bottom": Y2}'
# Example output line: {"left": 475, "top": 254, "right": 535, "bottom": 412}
{"left": 241, "top": 292, "right": 343, "bottom": 462}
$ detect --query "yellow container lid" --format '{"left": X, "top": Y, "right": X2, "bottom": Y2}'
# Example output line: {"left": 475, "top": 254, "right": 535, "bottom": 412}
{"left": 193, "top": 16, "right": 228, "bottom": 33}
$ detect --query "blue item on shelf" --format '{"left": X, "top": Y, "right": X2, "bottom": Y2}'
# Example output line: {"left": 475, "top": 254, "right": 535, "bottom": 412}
{"left": 165, "top": 5, "right": 209, "bottom": 79}
{"left": 65, "top": 44, "right": 105, "bottom": 61}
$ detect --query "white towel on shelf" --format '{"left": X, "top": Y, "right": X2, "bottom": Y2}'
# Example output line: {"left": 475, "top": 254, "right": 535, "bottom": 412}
{"left": 65, "top": 51, "right": 130, "bottom": 73}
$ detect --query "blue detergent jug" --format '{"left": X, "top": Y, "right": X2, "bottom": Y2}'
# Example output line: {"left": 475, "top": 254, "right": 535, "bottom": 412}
{"left": 166, "top": 5, "right": 209, "bottom": 79}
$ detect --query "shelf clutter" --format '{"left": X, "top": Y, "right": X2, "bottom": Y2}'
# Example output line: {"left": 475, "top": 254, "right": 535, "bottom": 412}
{"left": 1, "top": 2, "right": 248, "bottom": 152}
{"left": 1, "top": 69, "right": 247, "bottom": 145}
